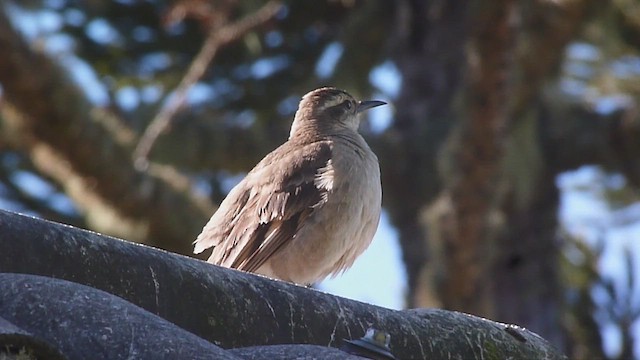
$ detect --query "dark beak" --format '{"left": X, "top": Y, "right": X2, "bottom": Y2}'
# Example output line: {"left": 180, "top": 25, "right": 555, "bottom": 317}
{"left": 357, "top": 100, "right": 387, "bottom": 113}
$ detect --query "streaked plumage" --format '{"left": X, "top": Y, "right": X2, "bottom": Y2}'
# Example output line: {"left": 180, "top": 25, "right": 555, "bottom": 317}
{"left": 194, "top": 87, "right": 384, "bottom": 285}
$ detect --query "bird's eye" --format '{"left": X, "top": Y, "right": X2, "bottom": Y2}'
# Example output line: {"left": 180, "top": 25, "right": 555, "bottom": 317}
{"left": 343, "top": 101, "right": 353, "bottom": 110}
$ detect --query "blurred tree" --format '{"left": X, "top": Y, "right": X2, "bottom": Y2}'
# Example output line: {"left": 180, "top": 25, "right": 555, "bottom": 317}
{"left": 1, "top": 0, "right": 640, "bottom": 358}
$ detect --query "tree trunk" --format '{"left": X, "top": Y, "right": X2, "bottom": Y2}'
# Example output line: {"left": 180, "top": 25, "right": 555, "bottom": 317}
{"left": 384, "top": 0, "right": 601, "bottom": 352}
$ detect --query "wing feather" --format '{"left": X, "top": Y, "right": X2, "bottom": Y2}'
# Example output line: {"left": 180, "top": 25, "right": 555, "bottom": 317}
{"left": 193, "top": 140, "right": 333, "bottom": 273}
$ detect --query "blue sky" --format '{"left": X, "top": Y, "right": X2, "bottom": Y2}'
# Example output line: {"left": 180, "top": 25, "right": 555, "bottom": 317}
{"left": 4, "top": 4, "right": 640, "bottom": 358}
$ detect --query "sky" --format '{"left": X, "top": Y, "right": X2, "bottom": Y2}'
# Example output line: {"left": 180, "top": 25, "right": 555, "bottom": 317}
{"left": 3, "top": 4, "right": 640, "bottom": 358}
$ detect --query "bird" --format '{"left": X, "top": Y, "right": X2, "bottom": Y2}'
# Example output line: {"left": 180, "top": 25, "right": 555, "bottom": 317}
{"left": 193, "top": 87, "right": 386, "bottom": 285}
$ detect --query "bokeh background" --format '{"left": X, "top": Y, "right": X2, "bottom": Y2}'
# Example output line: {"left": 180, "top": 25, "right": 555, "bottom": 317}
{"left": 1, "top": 1, "right": 640, "bottom": 358}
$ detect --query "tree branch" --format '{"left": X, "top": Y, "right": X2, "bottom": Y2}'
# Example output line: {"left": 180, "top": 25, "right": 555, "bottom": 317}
{"left": 133, "top": 1, "right": 283, "bottom": 167}
{"left": 0, "top": 8, "right": 212, "bottom": 254}
{"left": 0, "top": 210, "right": 567, "bottom": 360}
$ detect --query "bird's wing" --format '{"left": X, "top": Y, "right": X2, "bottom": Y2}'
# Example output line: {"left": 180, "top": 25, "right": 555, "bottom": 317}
{"left": 194, "top": 140, "right": 333, "bottom": 273}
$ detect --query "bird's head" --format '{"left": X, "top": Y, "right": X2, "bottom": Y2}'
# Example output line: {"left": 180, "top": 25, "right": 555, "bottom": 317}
{"left": 290, "top": 87, "right": 386, "bottom": 139}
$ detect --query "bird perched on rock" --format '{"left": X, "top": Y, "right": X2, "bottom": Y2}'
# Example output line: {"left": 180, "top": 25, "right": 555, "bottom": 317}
{"left": 194, "top": 87, "right": 385, "bottom": 285}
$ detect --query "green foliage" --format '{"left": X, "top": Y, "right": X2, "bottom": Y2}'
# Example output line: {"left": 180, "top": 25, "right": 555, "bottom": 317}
{"left": 21, "top": 0, "right": 389, "bottom": 134}
{"left": 3, "top": 1, "right": 640, "bottom": 358}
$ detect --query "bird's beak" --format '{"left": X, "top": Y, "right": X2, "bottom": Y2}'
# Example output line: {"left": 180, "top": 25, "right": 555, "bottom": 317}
{"left": 357, "top": 100, "right": 387, "bottom": 113}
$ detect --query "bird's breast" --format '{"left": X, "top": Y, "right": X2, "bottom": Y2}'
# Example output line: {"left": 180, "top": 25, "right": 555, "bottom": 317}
{"left": 314, "top": 136, "right": 382, "bottom": 270}
{"left": 329, "top": 137, "right": 381, "bottom": 202}
{"left": 261, "top": 135, "right": 382, "bottom": 284}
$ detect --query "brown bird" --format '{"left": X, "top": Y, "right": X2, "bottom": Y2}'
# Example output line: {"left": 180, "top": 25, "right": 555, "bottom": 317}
{"left": 193, "top": 87, "right": 385, "bottom": 285}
